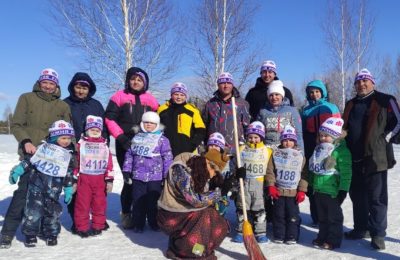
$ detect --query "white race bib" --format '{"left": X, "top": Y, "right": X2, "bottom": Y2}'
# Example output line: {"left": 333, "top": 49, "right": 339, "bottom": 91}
{"left": 30, "top": 142, "right": 72, "bottom": 177}
{"left": 79, "top": 140, "right": 109, "bottom": 175}
{"left": 309, "top": 142, "right": 336, "bottom": 175}
{"left": 131, "top": 133, "right": 162, "bottom": 157}
{"left": 241, "top": 146, "right": 271, "bottom": 178}
{"left": 273, "top": 148, "right": 303, "bottom": 189}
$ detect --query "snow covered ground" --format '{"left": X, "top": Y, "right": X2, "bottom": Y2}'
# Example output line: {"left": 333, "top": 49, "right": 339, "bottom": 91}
{"left": 0, "top": 134, "right": 399, "bottom": 260}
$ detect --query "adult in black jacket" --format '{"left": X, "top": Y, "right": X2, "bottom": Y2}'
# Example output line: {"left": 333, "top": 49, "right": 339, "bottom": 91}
{"left": 245, "top": 60, "right": 294, "bottom": 121}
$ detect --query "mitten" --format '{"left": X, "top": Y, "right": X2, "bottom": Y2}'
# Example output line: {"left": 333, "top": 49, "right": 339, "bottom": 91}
{"left": 9, "top": 164, "right": 26, "bottom": 185}
{"left": 122, "top": 172, "right": 133, "bottom": 185}
{"left": 106, "top": 182, "right": 113, "bottom": 193}
{"left": 296, "top": 191, "right": 306, "bottom": 204}
{"left": 268, "top": 186, "right": 280, "bottom": 200}
{"left": 323, "top": 156, "right": 337, "bottom": 170}
{"left": 337, "top": 190, "right": 347, "bottom": 205}
{"left": 215, "top": 196, "right": 230, "bottom": 215}
{"left": 221, "top": 177, "right": 234, "bottom": 196}
{"left": 235, "top": 166, "right": 246, "bottom": 179}
{"left": 64, "top": 186, "right": 74, "bottom": 205}
{"left": 116, "top": 134, "right": 132, "bottom": 151}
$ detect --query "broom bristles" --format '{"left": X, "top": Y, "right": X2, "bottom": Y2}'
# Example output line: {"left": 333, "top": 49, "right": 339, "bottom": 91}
{"left": 242, "top": 221, "right": 267, "bottom": 260}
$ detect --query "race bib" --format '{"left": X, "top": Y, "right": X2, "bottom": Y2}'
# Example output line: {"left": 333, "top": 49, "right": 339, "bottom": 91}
{"left": 241, "top": 146, "right": 271, "bottom": 178}
{"left": 79, "top": 140, "right": 109, "bottom": 175}
{"left": 131, "top": 133, "right": 161, "bottom": 157}
{"left": 30, "top": 142, "right": 72, "bottom": 177}
{"left": 309, "top": 142, "right": 336, "bottom": 175}
{"left": 273, "top": 148, "right": 303, "bottom": 189}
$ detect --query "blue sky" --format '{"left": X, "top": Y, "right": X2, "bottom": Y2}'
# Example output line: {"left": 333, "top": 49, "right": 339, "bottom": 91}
{"left": 1, "top": 0, "right": 399, "bottom": 117}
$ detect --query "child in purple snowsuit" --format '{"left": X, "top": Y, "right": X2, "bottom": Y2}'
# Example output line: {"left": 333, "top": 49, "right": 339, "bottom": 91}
{"left": 122, "top": 112, "right": 173, "bottom": 232}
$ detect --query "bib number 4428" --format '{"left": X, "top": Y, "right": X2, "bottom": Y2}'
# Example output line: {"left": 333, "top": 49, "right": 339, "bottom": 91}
{"left": 32, "top": 160, "right": 60, "bottom": 176}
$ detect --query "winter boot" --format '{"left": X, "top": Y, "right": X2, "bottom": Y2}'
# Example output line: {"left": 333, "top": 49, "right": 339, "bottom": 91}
{"left": 70, "top": 224, "right": 77, "bottom": 235}
{"left": 0, "top": 235, "right": 13, "bottom": 249}
{"left": 232, "top": 233, "right": 243, "bottom": 243}
{"left": 89, "top": 229, "right": 102, "bottom": 237}
{"left": 256, "top": 234, "right": 269, "bottom": 243}
{"left": 371, "top": 236, "right": 385, "bottom": 250}
{"left": 102, "top": 221, "right": 110, "bottom": 231}
{"left": 76, "top": 230, "right": 90, "bottom": 238}
{"left": 344, "top": 229, "right": 370, "bottom": 240}
{"left": 133, "top": 226, "right": 144, "bottom": 233}
{"left": 120, "top": 212, "right": 134, "bottom": 229}
{"left": 285, "top": 239, "right": 297, "bottom": 245}
{"left": 24, "top": 235, "right": 37, "bottom": 247}
{"left": 46, "top": 236, "right": 58, "bottom": 246}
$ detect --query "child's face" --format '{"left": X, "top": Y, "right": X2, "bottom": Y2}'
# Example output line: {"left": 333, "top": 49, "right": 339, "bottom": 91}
{"left": 308, "top": 88, "right": 322, "bottom": 101}
{"left": 129, "top": 75, "right": 145, "bottom": 92}
{"left": 247, "top": 133, "right": 261, "bottom": 144}
{"left": 87, "top": 128, "right": 102, "bottom": 138}
{"left": 319, "top": 133, "right": 334, "bottom": 143}
{"left": 281, "top": 139, "right": 295, "bottom": 148}
{"left": 57, "top": 136, "right": 72, "bottom": 147}
{"left": 171, "top": 92, "right": 186, "bottom": 104}
{"left": 208, "top": 145, "right": 221, "bottom": 152}
{"left": 143, "top": 122, "right": 157, "bottom": 132}
{"left": 268, "top": 93, "right": 283, "bottom": 107}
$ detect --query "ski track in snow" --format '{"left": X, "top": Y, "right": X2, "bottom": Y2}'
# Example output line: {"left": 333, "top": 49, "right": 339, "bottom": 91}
{"left": 0, "top": 135, "right": 399, "bottom": 259}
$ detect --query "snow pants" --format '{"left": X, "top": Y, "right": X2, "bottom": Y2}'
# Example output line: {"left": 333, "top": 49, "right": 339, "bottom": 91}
{"left": 272, "top": 196, "right": 301, "bottom": 241}
{"left": 74, "top": 174, "right": 106, "bottom": 232}
{"left": 116, "top": 141, "right": 133, "bottom": 214}
{"left": 22, "top": 171, "right": 63, "bottom": 238}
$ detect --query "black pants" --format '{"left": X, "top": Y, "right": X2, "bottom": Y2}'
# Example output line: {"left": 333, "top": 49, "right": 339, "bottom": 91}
{"left": 67, "top": 193, "right": 77, "bottom": 226}
{"left": 307, "top": 186, "right": 318, "bottom": 224}
{"left": 132, "top": 180, "right": 162, "bottom": 228}
{"left": 349, "top": 166, "right": 388, "bottom": 237}
{"left": 116, "top": 141, "right": 133, "bottom": 214}
{"left": 315, "top": 192, "right": 343, "bottom": 247}
{"left": 272, "top": 196, "right": 301, "bottom": 241}
{"left": 1, "top": 170, "right": 30, "bottom": 238}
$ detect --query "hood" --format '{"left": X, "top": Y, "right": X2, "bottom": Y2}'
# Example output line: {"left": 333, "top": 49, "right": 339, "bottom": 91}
{"left": 67, "top": 72, "right": 96, "bottom": 100}
{"left": 306, "top": 80, "right": 328, "bottom": 103}
{"left": 125, "top": 67, "right": 149, "bottom": 93}
{"left": 32, "top": 81, "right": 61, "bottom": 100}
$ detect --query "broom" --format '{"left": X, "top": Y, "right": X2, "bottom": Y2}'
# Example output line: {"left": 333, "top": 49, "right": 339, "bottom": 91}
{"left": 231, "top": 97, "right": 267, "bottom": 260}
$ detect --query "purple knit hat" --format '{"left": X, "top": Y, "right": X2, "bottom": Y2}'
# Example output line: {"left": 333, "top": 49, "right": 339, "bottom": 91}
{"left": 207, "top": 132, "right": 226, "bottom": 150}
{"left": 247, "top": 121, "right": 265, "bottom": 139}
{"left": 170, "top": 82, "right": 188, "bottom": 97}
{"left": 217, "top": 72, "right": 234, "bottom": 85}
{"left": 39, "top": 68, "right": 59, "bottom": 85}
{"left": 280, "top": 125, "right": 298, "bottom": 143}
{"left": 354, "top": 68, "right": 375, "bottom": 84}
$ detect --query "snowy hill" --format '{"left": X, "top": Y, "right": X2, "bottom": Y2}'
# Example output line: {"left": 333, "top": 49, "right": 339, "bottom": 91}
{"left": 0, "top": 135, "right": 399, "bottom": 259}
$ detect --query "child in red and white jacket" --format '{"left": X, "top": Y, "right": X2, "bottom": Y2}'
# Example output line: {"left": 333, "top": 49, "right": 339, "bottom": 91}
{"left": 74, "top": 115, "right": 114, "bottom": 238}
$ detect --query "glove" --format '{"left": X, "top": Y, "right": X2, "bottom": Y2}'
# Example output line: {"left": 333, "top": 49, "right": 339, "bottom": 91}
{"left": 106, "top": 182, "right": 113, "bottom": 193}
{"left": 221, "top": 177, "right": 234, "bottom": 196}
{"left": 235, "top": 166, "right": 246, "bottom": 179}
{"left": 337, "top": 190, "right": 347, "bottom": 205}
{"left": 122, "top": 172, "right": 133, "bottom": 185}
{"left": 9, "top": 164, "right": 26, "bottom": 185}
{"left": 323, "top": 156, "right": 337, "bottom": 170}
{"left": 117, "top": 134, "right": 132, "bottom": 151}
{"left": 296, "top": 191, "right": 306, "bottom": 204}
{"left": 215, "top": 196, "right": 230, "bottom": 215}
{"left": 64, "top": 186, "right": 74, "bottom": 205}
{"left": 268, "top": 186, "right": 280, "bottom": 200}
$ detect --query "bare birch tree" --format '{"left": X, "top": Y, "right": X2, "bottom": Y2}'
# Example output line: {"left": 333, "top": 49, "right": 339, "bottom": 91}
{"left": 187, "top": 0, "right": 260, "bottom": 98}
{"left": 2, "top": 105, "right": 12, "bottom": 135}
{"left": 49, "top": 0, "right": 180, "bottom": 96}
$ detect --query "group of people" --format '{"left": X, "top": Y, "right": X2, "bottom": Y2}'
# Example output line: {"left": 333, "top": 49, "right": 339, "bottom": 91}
{"left": 0, "top": 60, "right": 399, "bottom": 259}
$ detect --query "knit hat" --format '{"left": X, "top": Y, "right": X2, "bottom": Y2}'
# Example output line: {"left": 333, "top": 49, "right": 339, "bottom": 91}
{"left": 354, "top": 68, "right": 375, "bottom": 84}
{"left": 280, "top": 125, "right": 298, "bottom": 143}
{"left": 207, "top": 132, "right": 226, "bottom": 150}
{"left": 140, "top": 111, "right": 160, "bottom": 132}
{"left": 267, "top": 80, "right": 285, "bottom": 97}
{"left": 246, "top": 121, "right": 265, "bottom": 139}
{"left": 204, "top": 149, "right": 230, "bottom": 172}
{"left": 319, "top": 117, "right": 344, "bottom": 139}
{"left": 260, "top": 60, "right": 277, "bottom": 74}
{"left": 170, "top": 82, "right": 188, "bottom": 97}
{"left": 49, "top": 120, "right": 74, "bottom": 138}
{"left": 85, "top": 115, "right": 103, "bottom": 131}
{"left": 39, "top": 68, "right": 59, "bottom": 85}
{"left": 217, "top": 72, "right": 234, "bottom": 85}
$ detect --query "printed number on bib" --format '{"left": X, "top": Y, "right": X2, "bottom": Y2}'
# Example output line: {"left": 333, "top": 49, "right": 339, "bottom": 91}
{"left": 85, "top": 160, "right": 108, "bottom": 171}
{"left": 277, "top": 170, "right": 296, "bottom": 181}
{"left": 244, "top": 163, "right": 264, "bottom": 175}
{"left": 309, "top": 162, "right": 326, "bottom": 173}
{"left": 32, "top": 160, "right": 61, "bottom": 176}
{"left": 132, "top": 145, "right": 150, "bottom": 156}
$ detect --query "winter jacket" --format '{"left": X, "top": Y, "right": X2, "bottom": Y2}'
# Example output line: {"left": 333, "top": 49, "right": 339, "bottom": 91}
{"left": 74, "top": 136, "right": 114, "bottom": 181}
{"left": 343, "top": 90, "right": 400, "bottom": 173}
{"left": 266, "top": 146, "right": 307, "bottom": 197}
{"left": 257, "top": 102, "right": 304, "bottom": 152}
{"left": 122, "top": 131, "right": 173, "bottom": 182}
{"left": 11, "top": 82, "right": 72, "bottom": 156}
{"left": 64, "top": 72, "right": 107, "bottom": 141}
{"left": 311, "top": 138, "right": 352, "bottom": 198}
{"left": 158, "top": 152, "right": 222, "bottom": 213}
{"left": 158, "top": 101, "right": 206, "bottom": 157}
{"left": 301, "top": 80, "right": 341, "bottom": 160}
{"left": 245, "top": 77, "right": 294, "bottom": 120}
{"left": 104, "top": 67, "right": 159, "bottom": 139}
{"left": 203, "top": 88, "right": 250, "bottom": 151}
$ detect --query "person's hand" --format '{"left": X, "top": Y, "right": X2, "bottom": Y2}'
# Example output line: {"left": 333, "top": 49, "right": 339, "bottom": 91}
{"left": 116, "top": 134, "right": 132, "bottom": 150}
{"left": 9, "top": 164, "right": 25, "bottom": 185}
{"left": 24, "top": 143, "right": 36, "bottom": 154}
{"left": 122, "top": 172, "right": 133, "bottom": 185}
{"left": 106, "top": 182, "right": 113, "bottom": 193}
{"left": 268, "top": 186, "right": 280, "bottom": 200}
{"left": 221, "top": 178, "right": 233, "bottom": 196}
{"left": 296, "top": 191, "right": 306, "bottom": 204}
{"left": 235, "top": 166, "right": 246, "bottom": 179}
{"left": 323, "top": 156, "right": 336, "bottom": 170}
{"left": 337, "top": 190, "right": 347, "bottom": 205}
{"left": 64, "top": 186, "right": 74, "bottom": 205}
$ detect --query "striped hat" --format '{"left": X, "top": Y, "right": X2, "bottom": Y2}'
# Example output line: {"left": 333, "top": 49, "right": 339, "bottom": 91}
{"left": 49, "top": 120, "right": 74, "bottom": 138}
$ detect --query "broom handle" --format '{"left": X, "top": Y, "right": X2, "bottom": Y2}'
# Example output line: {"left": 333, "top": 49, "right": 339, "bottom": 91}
{"left": 231, "top": 97, "right": 248, "bottom": 222}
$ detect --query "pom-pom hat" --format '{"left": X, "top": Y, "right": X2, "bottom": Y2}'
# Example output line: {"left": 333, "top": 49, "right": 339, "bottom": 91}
{"left": 247, "top": 121, "right": 265, "bottom": 139}
{"left": 39, "top": 68, "right": 59, "bottom": 85}
{"left": 354, "top": 68, "right": 375, "bottom": 85}
{"left": 85, "top": 115, "right": 103, "bottom": 131}
{"left": 49, "top": 120, "right": 74, "bottom": 138}
{"left": 207, "top": 132, "right": 226, "bottom": 150}
{"left": 280, "top": 125, "right": 298, "bottom": 143}
{"left": 319, "top": 117, "right": 344, "bottom": 139}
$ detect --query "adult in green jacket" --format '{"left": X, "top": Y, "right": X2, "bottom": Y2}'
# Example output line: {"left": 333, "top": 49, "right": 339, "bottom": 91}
{"left": 0, "top": 68, "right": 72, "bottom": 249}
